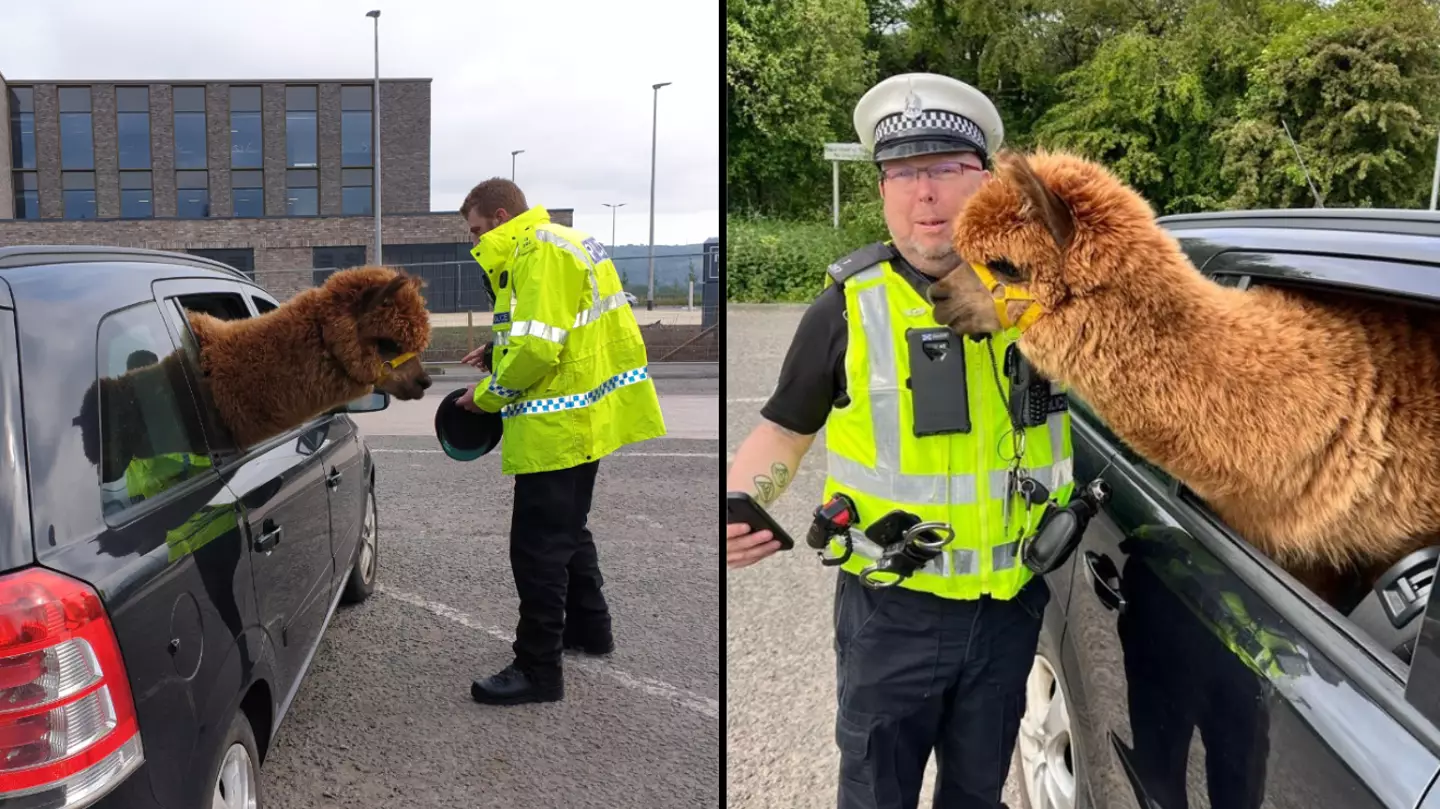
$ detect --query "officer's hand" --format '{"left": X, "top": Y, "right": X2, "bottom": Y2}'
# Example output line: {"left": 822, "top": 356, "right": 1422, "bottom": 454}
{"left": 460, "top": 345, "right": 488, "bottom": 371}
{"left": 456, "top": 383, "right": 483, "bottom": 413}
{"left": 727, "top": 522, "right": 780, "bottom": 569}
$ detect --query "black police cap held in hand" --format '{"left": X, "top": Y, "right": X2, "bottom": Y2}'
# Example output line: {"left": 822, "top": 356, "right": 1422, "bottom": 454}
{"left": 435, "top": 387, "right": 504, "bottom": 462}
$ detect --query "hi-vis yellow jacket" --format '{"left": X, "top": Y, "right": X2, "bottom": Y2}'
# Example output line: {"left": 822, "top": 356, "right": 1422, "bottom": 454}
{"left": 470, "top": 206, "right": 667, "bottom": 475}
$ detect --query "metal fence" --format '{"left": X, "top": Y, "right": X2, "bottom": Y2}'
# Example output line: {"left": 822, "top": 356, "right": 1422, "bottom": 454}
{"left": 254, "top": 255, "right": 719, "bottom": 363}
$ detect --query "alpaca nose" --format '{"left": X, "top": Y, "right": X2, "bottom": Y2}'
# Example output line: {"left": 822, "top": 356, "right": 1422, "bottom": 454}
{"left": 418, "top": 376, "right": 432, "bottom": 390}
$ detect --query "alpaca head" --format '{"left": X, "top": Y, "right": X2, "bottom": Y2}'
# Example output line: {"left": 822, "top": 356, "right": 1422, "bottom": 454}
{"left": 928, "top": 149, "right": 1159, "bottom": 337}
{"left": 320, "top": 266, "right": 434, "bottom": 399}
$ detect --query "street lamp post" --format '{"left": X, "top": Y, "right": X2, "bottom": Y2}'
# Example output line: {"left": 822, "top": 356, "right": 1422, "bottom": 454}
{"left": 603, "top": 202, "right": 626, "bottom": 253}
{"left": 511, "top": 149, "right": 524, "bottom": 182}
{"left": 366, "top": 9, "right": 382, "bottom": 265}
{"left": 646, "top": 81, "right": 671, "bottom": 312}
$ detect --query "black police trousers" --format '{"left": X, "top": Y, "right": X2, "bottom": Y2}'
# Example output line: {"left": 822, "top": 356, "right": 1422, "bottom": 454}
{"left": 833, "top": 570, "right": 1049, "bottom": 809}
{"left": 509, "top": 459, "right": 610, "bottom": 679}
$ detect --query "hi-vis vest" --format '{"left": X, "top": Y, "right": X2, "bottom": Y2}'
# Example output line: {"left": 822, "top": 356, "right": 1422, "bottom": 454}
{"left": 470, "top": 206, "right": 667, "bottom": 475}
{"left": 821, "top": 243, "right": 1075, "bottom": 601}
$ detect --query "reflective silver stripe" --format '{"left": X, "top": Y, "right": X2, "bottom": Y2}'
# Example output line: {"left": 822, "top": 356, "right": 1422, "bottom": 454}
{"left": 854, "top": 270, "right": 901, "bottom": 471}
{"left": 536, "top": 228, "right": 601, "bottom": 312}
{"left": 993, "top": 541, "right": 1020, "bottom": 571}
{"left": 494, "top": 331, "right": 510, "bottom": 345}
{"left": 535, "top": 229, "right": 591, "bottom": 269}
{"left": 510, "top": 319, "right": 568, "bottom": 345}
{"left": 1049, "top": 411, "right": 1074, "bottom": 491}
{"left": 828, "top": 451, "right": 977, "bottom": 505}
{"left": 953, "top": 549, "right": 978, "bottom": 575}
{"left": 574, "top": 290, "right": 631, "bottom": 328}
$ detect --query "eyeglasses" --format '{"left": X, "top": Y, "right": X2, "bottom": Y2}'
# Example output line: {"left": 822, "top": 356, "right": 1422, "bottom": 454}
{"left": 881, "top": 161, "right": 984, "bottom": 186}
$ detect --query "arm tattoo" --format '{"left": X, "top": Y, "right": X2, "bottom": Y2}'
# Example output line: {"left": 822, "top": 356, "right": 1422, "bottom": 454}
{"left": 753, "top": 462, "right": 792, "bottom": 507}
{"left": 753, "top": 474, "right": 777, "bottom": 505}
{"left": 770, "top": 462, "right": 791, "bottom": 490}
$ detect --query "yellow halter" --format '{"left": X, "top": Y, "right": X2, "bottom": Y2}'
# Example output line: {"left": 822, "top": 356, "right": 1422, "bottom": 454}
{"left": 970, "top": 263, "right": 1044, "bottom": 333}
{"left": 378, "top": 352, "right": 418, "bottom": 381}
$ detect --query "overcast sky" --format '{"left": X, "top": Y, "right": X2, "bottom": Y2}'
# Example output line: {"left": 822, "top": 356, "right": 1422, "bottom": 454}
{"left": 1, "top": 0, "right": 719, "bottom": 247}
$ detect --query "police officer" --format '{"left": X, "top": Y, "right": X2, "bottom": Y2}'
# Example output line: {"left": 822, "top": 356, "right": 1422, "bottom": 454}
{"left": 457, "top": 177, "right": 668, "bottom": 706}
{"left": 726, "top": 74, "right": 1074, "bottom": 809}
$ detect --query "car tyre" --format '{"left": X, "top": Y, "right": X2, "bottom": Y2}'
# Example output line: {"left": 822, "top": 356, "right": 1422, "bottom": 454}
{"left": 210, "top": 709, "right": 263, "bottom": 809}
{"left": 1014, "top": 627, "right": 1087, "bottom": 809}
{"left": 341, "top": 475, "right": 378, "bottom": 605}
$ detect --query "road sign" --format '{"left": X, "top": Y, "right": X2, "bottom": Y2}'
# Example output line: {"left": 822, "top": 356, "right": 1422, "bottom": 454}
{"left": 824, "top": 143, "right": 871, "bottom": 162}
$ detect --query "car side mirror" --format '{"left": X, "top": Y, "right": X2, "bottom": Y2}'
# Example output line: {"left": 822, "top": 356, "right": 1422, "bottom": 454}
{"left": 335, "top": 391, "right": 390, "bottom": 414}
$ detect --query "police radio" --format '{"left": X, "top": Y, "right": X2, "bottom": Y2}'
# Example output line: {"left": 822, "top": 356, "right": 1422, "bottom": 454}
{"left": 1004, "top": 344, "right": 1066, "bottom": 429}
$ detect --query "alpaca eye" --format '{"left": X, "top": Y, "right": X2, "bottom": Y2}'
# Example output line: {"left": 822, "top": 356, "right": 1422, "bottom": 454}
{"left": 989, "top": 258, "right": 1024, "bottom": 282}
{"left": 376, "top": 338, "right": 403, "bottom": 355}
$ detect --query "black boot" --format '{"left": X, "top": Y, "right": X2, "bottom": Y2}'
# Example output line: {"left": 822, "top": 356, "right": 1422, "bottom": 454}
{"left": 471, "top": 663, "right": 564, "bottom": 705}
{"left": 562, "top": 627, "right": 614, "bottom": 656}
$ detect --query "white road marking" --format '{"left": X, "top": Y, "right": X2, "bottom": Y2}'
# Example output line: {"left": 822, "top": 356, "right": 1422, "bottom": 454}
{"left": 727, "top": 397, "right": 769, "bottom": 403}
{"left": 370, "top": 449, "right": 718, "bottom": 459}
{"left": 376, "top": 585, "right": 719, "bottom": 720}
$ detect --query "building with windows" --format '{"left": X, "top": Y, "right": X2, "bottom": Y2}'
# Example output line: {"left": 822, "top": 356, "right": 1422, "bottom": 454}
{"left": 0, "top": 69, "right": 570, "bottom": 311}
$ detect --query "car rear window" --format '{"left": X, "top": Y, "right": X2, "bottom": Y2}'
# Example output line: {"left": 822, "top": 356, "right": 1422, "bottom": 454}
{"left": 0, "top": 308, "right": 31, "bottom": 569}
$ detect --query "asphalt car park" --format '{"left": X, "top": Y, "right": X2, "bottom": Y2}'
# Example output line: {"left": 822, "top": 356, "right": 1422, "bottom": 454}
{"left": 258, "top": 370, "right": 721, "bottom": 808}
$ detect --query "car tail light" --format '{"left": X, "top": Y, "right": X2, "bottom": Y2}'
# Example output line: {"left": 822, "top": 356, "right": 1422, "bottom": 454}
{"left": 0, "top": 568, "right": 143, "bottom": 808}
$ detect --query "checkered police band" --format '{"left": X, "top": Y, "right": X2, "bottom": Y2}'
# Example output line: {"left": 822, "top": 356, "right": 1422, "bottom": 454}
{"left": 500, "top": 366, "right": 651, "bottom": 419}
{"left": 873, "top": 110, "right": 987, "bottom": 156}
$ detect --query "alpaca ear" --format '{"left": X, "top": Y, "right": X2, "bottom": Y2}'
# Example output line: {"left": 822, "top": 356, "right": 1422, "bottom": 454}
{"left": 996, "top": 151, "right": 1075, "bottom": 252}
{"left": 359, "top": 275, "right": 410, "bottom": 314}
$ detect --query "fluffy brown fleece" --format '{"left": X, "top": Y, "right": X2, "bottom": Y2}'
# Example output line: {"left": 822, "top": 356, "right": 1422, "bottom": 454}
{"left": 928, "top": 149, "right": 1440, "bottom": 598}
{"left": 77, "top": 266, "right": 434, "bottom": 473}
{"left": 189, "top": 265, "right": 433, "bottom": 447}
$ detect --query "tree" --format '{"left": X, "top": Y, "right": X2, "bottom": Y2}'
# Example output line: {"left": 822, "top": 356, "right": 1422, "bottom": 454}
{"left": 1215, "top": 0, "right": 1440, "bottom": 209}
{"left": 727, "top": 0, "right": 876, "bottom": 217}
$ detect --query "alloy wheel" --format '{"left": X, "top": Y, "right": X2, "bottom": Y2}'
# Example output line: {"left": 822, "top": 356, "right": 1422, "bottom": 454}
{"left": 1016, "top": 655, "right": 1076, "bottom": 809}
{"left": 213, "top": 743, "right": 258, "bottom": 809}
{"left": 359, "top": 488, "right": 377, "bottom": 585}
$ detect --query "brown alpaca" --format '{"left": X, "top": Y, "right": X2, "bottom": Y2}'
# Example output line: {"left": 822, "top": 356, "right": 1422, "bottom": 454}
{"left": 188, "top": 265, "right": 433, "bottom": 447}
{"left": 928, "top": 149, "right": 1440, "bottom": 599}
{"left": 77, "top": 266, "right": 434, "bottom": 473}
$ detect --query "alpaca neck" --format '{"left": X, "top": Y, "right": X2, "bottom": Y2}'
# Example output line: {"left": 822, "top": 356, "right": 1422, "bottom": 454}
{"left": 204, "top": 301, "right": 371, "bottom": 434}
{"left": 1035, "top": 247, "right": 1278, "bottom": 491}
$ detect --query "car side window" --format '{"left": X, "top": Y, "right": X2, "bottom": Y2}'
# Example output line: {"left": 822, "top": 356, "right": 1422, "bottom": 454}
{"left": 252, "top": 295, "right": 278, "bottom": 315}
{"left": 97, "top": 302, "right": 214, "bottom": 517}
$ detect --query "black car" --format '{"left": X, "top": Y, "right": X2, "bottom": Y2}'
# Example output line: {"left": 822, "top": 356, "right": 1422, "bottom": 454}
{"left": 1015, "top": 210, "right": 1440, "bottom": 809}
{"left": 0, "top": 246, "right": 387, "bottom": 809}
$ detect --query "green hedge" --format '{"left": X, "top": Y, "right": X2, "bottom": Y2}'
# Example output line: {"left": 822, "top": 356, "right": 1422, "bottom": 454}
{"left": 727, "top": 200, "right": 890, "bottom": 303}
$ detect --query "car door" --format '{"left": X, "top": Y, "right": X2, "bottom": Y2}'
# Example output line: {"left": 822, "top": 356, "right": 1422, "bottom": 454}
{"left": 1063, "top": 400, "right": 1440, "bottom": 809}
{"left": 155, "top": 279, "right": 337, "bottom": 701}
{"left": 1060, "top": 258, "right": 1440, "bottom": 809}
{"left": 247, "top": 287, "right": 366, "bottom": 598}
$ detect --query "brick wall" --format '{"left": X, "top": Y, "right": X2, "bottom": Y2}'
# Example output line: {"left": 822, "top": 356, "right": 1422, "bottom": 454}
{"left": 0, "top": 71, "right": 13, "bottom": 220}
{"left": 6, "top": 78, "right": 431, "bottom": 222}
{"left": 150, "top": 84, "right": 177, "bottom": 217}
{"left": 379, "top": 80, "right": 430, "bottom": 214}
{"left": 206, "top": 83, "right": 233, "bottom": 217}
{"left": 92, "top": 85, "right": 119, "bottom": 218}
{"left": 33, "top": 85, "right": 61, "bottom": 219}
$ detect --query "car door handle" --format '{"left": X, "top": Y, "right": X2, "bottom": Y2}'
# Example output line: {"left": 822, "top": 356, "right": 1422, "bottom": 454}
{"left": 326, "top": 468, "right": 342, "bottom": 490}
{"left": 254, "top": 523, "right": 283, "bottom": 554}
{"left": 1083, "top": 551, "right": 1127, "bottom": 614}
